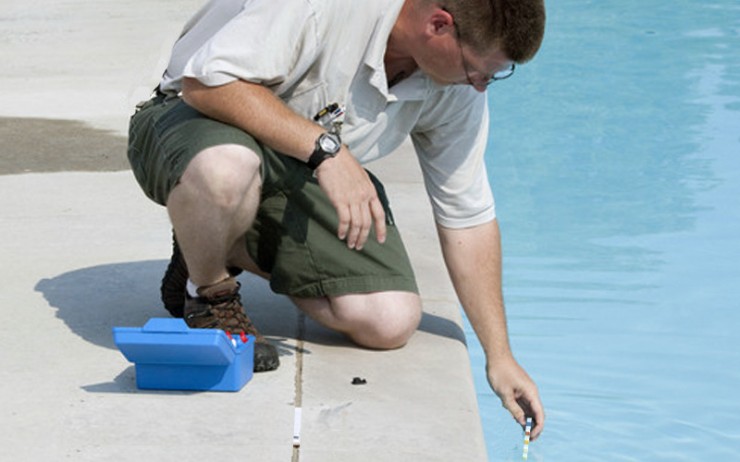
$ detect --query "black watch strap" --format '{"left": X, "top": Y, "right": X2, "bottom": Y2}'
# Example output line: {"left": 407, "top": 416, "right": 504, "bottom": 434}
{"left": 307, "top": 132, "right": 341, "bottom": 170}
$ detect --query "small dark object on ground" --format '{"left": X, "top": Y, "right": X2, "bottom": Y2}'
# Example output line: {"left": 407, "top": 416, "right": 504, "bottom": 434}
{"left": 351, "top": 377, "right": 367, "bottom": 385}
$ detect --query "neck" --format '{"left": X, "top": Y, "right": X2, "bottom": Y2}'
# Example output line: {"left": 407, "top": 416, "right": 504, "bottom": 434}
{"left": 384, "top": 56, "right": 417, "bottom": 87}
{"left": 385, "top": 0, "right": 418, "bottom": 85}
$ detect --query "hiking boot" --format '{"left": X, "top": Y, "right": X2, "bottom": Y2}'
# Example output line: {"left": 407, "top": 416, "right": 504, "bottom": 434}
{"left": 184, "top": 277, "right": 280, "bottom": 372}
{"left": 160, "top": 234, "right": 188, "bottom": 318}
{"left": 160, "top": 232, "right": 243, "bottom": 317}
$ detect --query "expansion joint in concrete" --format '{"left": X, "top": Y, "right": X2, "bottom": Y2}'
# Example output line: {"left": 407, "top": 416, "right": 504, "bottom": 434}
{"left": 291, "top": 311, "right": 306, "bottom": 461}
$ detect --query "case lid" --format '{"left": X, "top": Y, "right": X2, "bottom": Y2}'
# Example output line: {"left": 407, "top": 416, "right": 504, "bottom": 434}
{"left": 113, "top": 318, "right": 237, "bottom": 366}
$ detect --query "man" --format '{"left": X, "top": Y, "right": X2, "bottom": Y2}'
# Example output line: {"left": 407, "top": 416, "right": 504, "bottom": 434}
{"left": 129, "top": 0, "right": 546, "bottom": 439}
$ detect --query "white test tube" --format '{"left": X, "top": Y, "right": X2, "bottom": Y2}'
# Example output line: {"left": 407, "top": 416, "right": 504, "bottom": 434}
{"left": 293, "top": 407, "right": 302, "bottom": 447}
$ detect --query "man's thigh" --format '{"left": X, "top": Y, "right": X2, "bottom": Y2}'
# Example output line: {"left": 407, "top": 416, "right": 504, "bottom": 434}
{"left": 128, "top": 97, "right": 264, "bottom": 206}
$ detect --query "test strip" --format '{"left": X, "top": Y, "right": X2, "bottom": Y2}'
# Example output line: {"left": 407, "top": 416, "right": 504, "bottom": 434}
{"left": 522, "top": 417, "right": 532, "bottom": 460}
{"left": 293, "top": 407, "right": 302, "bottom": 447}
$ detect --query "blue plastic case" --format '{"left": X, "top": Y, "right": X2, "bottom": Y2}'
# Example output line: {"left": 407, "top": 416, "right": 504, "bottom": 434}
{"left": 113, "top": 318, "right": 254, "bottom": 392}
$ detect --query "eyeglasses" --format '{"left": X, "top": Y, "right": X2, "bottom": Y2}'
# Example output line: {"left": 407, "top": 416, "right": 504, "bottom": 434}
{"left": 452, "top": 19, "right": 515, "bottom": 88}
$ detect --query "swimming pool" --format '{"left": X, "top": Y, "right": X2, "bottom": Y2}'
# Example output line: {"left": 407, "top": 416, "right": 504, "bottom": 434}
{"left": 467, "top": 1, "right": 740, "bottom": 460}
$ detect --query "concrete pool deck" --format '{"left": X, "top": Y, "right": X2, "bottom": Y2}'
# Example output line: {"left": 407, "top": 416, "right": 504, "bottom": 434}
{"left": 0, "top": 1, "right": 488, "bottom": 461}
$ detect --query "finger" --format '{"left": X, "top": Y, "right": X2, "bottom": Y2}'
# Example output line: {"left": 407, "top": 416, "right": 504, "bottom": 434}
{"left": 530, "top": 417, "right": 544, "bottom": 441}
{"left": 346, "top": 203, "right": 363, "bottom": 249}
{"left": 527, "top": 397, "right": 545, "bottom": 441}
{"left": 516, "top": 392, "right": 545, "bottom": 441}
{"left": 336, "top": 205, "right": 351, "bottom": 241}
{"left": 355, "top": 203, "right": 373, "bottom": 250}
{"left": 369, "top": 198, "right": 387, "bottom": 244}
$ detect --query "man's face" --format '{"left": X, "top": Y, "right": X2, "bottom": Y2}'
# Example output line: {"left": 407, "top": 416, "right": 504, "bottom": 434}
{"left": 423, "top": 38, "right": 513, "bottom": 92}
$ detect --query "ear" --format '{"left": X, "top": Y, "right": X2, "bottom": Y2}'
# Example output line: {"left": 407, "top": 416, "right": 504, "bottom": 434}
{"left": 428, "top": 7, "right": 455, "bottom": 36}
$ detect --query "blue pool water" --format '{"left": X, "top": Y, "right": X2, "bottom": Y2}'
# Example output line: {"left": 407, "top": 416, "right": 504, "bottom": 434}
{"left": 466, "top": 1, "right": 740, "bottom": 460}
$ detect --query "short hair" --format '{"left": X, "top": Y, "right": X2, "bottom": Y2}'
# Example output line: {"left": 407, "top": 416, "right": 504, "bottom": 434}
{"left": 444, "top": 0, "right": 546, "bottom": 63}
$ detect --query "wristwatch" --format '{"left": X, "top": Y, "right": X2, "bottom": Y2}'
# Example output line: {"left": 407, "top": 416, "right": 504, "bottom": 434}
{"left": 307, "top": 132, "right": 341, "bottom": 170}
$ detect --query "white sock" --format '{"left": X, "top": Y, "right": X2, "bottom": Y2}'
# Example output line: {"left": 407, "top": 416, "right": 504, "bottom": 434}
{"left": 186, "top": 279, "right": 200, "bottom": 298}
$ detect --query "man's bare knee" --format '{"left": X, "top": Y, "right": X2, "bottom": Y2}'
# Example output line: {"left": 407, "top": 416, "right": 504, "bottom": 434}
{"left": 353, "top": 321, "right": 417, "bottom": 350}
{"left": 343, "top": 293, "right": 422, "bottom": 350}
{"left": 292, "top": 291, "right": 422, "bottom": 349}
{"left": 176, "top": 144, "right": 261, "bottom": 210}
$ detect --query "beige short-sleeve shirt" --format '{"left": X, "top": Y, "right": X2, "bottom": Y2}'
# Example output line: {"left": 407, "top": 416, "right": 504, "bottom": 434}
{"left": 160, "top": 0, "right": 495, "bottom": 228}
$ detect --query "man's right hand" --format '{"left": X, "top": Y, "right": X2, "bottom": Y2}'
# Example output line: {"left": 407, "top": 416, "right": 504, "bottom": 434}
{"left": 314, "top": 146, "right": 387, "bottom": 250}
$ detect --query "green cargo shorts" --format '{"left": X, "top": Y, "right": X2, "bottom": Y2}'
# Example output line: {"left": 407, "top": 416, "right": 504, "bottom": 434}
{"left": 128, "top": 95, "right": 418, "bottom": 299}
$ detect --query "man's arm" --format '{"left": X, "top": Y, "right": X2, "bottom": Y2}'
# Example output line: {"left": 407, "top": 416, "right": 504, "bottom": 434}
{"left": 436, "top": 219, "right": 545, "bottom": 440}
{"left": 181, "top": 77, "right": 386, "bottom": 250}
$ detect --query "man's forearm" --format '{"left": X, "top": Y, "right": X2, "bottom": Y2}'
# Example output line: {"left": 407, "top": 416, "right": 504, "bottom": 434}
{"left": 181, "top": 77, "right": 324, "bottom": 162}
{"left": 436, "top": 219, "right": 513, "bottom": 362}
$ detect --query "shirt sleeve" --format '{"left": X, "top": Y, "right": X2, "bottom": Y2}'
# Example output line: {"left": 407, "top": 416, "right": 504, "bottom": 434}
{"left": 411, "top": 88, "right": 496, "bottom": 229}
{"left": 182, "top": 0, "right": 322, "bottom": 90}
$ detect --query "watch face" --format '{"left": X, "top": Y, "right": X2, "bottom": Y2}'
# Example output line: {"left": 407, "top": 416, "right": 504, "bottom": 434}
{"left": 319, "top": 134, "right": 340, "bottom": 153}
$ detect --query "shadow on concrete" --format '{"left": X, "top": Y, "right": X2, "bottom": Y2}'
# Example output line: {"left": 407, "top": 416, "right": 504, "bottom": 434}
{"left": 419, "top": 310, "right": 466, "bottom": 345}
{"left": 81, "top": 366, "right": 209, "bottom": 395}
{"left": 34, "top": 260, "right": 301, "bottom": 359}
{"left": 0, "top": 117, "right": 129, "bottom": 174}
{"left": 35, "top": 260, "right": 465, "bottom": 360}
